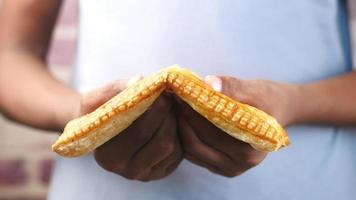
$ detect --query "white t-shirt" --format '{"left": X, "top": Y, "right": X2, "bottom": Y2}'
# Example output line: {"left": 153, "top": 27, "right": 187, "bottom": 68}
{"left": 49, "top": 1, "right": 356, "bottom": 200}
{"left": 347, "top": 0, "right": 356, "bottom": 70}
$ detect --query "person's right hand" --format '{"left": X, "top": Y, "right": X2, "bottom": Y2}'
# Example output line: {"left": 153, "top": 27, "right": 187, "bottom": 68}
{"left": 72, "top": 78, "right": 183, "bottom": 182}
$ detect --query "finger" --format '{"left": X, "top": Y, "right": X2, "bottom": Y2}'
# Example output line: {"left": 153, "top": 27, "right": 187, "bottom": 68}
{"left": 185, "top": 154, "right": 242, "bottom": 177}
{"left": 142, "top": 159, "right": 182, "bottom": 182}
{"left": 152, "top": 138, "right": 182, "bottom": 173}
{"left": 139, "top": 159, "right": 181, "bottom": 182}
{"left": 178, "top": 116, "right": 237, "bottom": 173}
{"left": 140, "top": 142, "right": 183, "bottom": 181}
{"left": 83, "top": 76, "right": 143, "bottom": 113}
{"left": 82, "top": 79, "right": 128, "bottom": 113}
{"left": 127, "top": 93, "right": 174, "bottom": 159}
{"left": 165, "top": 156, "right": 182, "bottom": 174}
{"left": 205, "top": 75, "right": 222, "bottom": 92}
{"left": 128, "top": 105, "right": 177, "bottom": 179}
{"left": 126, "top": 75, "right": 144, "bottom": 87}
{"left": 205, "top": 75, "right": 256, "bottom": 107}
{"left": 178, "top": 100, "right": 263, "bottom": 165}
{"left": 146, "top": 139, "right": 183, "bottom": 180}
{"left": 94, "top": 94, "right": 173, "bottom": 172}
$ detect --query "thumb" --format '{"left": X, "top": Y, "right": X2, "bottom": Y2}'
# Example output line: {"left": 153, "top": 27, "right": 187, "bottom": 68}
{"left": 205, "top": 75, "right": 253, "bottom": 106}
{"left": 204, "top": 75, "right": 222, "bottom": 92}
{"left": 81, "top": 75, "right": 143, "bottom": 114}
{"left": 205, "top": 75, "right": 240, "bottom": 96}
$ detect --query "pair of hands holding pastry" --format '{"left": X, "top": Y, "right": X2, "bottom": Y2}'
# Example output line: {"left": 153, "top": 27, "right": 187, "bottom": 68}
{"left": 75, "top": 75, "right": 295, "bottom": 181}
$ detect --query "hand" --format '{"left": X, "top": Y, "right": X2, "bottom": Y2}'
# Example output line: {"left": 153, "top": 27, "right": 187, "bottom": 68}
{"left": 205, "top": 75, "right": 298, "bottom": 126}
{"left": 176, "top": 75, "right": 297, "bottom": 177}
{"left": 176, "top": 100, "right": 267, "bottom": 177}
{"left": 75, "top": 79, "right": 183, "bottom": 181}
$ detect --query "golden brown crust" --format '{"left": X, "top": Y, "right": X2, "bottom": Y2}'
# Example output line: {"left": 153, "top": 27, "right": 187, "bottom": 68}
{"left": 52, "top": 71, "right": 167, "bottom": 157}
{"left": 52, "top": 65, "right": 290, "bottom": 157}
{"left": 167, "top": 67, "right": 289, "bottom": 152}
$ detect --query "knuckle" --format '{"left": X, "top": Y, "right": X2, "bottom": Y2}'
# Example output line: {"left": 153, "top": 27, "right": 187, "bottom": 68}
{"left": 114, "top": 164, "right": 126, "bottom": 173}
{"left": 138, "top": 177, "right": 152, "bottom": 182}
{"left": 223, "top": 170, "right": 242, "bottom": 178}
{"left": 98, "top": 161, "right": 126, "bottom": 174}
{"left": 220, "top": 164, "right": 244, "bottom": 178}
{"left": 243, "top": 156, "right": 262, "bottom": 167}
{"left": 139, "top": 174, "right": 166, "bottom": 182}
{"left": 122, "top": 168, "right": 142, "bottom": 180}
{"left": 157, "top": 142, "right": 175, "bottom": 153}
{"left": 122, "top": 173, "right": 137, "bottom": 180}
{"left": 208, "top": 167, "right": 241, "bottom": 178}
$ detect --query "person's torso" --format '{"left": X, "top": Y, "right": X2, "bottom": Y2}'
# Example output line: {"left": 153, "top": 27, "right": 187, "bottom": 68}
{"left": 49, "top": 1, "right": 356, "bottom": 200}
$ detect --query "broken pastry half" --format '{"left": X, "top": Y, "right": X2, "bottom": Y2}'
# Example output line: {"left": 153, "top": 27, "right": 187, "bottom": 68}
{"left": 52, "top": 65, "right": 290, "bottom": 157}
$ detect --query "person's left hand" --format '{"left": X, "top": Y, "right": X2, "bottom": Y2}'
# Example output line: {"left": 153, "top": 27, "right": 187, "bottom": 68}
{"left": 176, "top": 75, "right": 297, "bottom": 177}
{"left": 176, "top": 100, "right": 267, "bottom": 177}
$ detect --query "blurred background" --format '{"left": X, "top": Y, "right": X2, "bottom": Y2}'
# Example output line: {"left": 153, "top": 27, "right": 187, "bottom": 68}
{"left": 0, "top": 1, "right": 356, "bottom": 200}
{"left": 0, "top": 1, "right": 77, "bottom": 199}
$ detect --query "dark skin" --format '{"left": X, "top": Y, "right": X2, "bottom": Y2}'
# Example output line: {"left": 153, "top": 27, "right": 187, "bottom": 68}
{"left": 0, "top": 0, "right": 265, "bottom": 181}
{"left": 176, "top": 100, "right": 266, "bottom": 177}
{"left": 94, "top": 94, "right": 183, "bottom": 181}
{"left": 3, "top": 0, "right": 356, "bottom": 182}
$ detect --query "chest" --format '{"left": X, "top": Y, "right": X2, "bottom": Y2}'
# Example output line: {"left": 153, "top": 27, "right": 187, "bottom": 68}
{"left": 75, "top": 0, "right": 351, "bottom": 92}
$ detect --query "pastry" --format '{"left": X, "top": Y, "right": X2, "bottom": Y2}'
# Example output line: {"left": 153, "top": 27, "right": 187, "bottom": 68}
{"left": 52, "top": 65, "right": 290, "bottom": 157}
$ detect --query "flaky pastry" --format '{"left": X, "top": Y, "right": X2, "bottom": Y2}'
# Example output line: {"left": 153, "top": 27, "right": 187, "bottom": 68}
{"left": 52, "top": 65, "right": 290, "bottom": 157}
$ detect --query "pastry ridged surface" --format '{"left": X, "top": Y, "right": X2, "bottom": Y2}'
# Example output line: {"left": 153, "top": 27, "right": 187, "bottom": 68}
{"left": 52, "top": 65, "right": 289, "bottom": 157}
